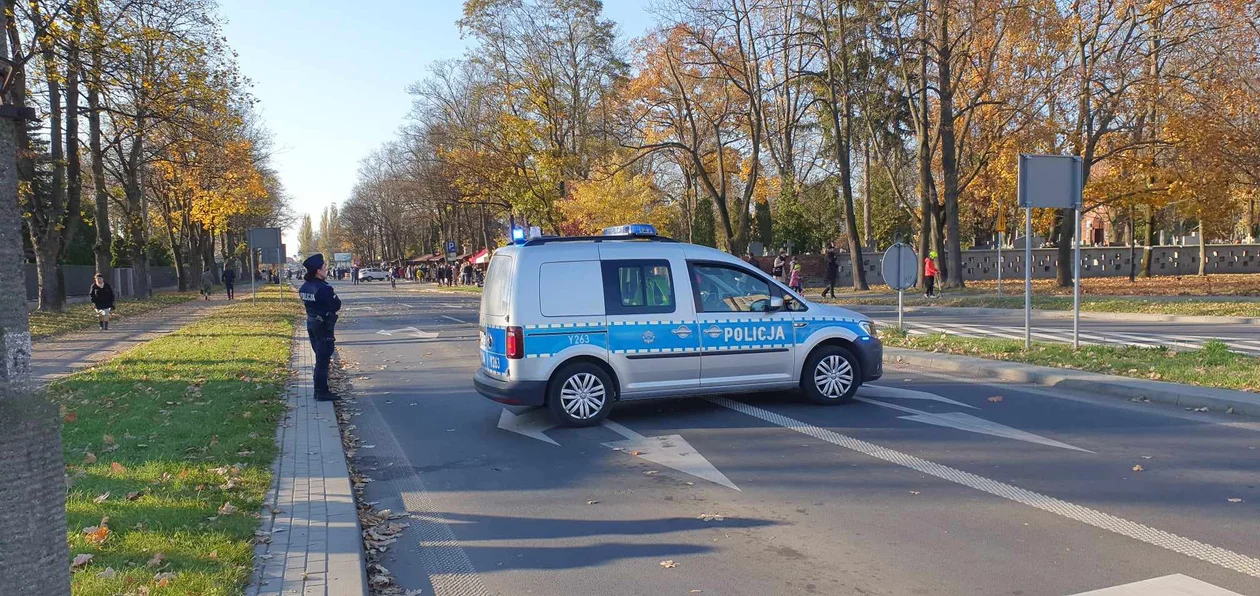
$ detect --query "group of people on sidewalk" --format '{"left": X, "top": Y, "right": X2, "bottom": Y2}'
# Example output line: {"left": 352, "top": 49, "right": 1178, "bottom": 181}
{"left": 744, "top": 244, "right": 942, "bottom": 300}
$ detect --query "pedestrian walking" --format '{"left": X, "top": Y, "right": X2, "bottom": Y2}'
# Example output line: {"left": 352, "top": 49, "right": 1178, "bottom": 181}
{"left": 822, "top": 243, "right": 838, "bottom": 298}
{"left": 89, "top": 274, "right": 115, "bottom": 331}
{"left": 789, "top": 261, "right": 803, "bottom": 294}
{"left": 772, "top": 250, "right": 787, "bottom": 283}
{"left": 200, "top": 267, "right": 215, "bottom": 300}
{"left": 223, "top": 266, "right": 236, "bottom": 299}
{"left": 299, "top": 254, "right": 342, "bottom": 401}
{"left": 924, "top": 251, "right": 939, "bottom": 298}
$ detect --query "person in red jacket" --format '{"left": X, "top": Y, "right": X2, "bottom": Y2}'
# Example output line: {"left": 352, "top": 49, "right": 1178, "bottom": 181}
{"left": 924, "top": 251, "right": 939, "bottom": 298}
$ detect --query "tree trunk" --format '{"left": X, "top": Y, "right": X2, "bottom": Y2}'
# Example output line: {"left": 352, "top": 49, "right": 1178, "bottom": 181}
{"left": 1139, "top": 204, "right": 1155, "bottom": 277}
{"left": 862, "top": 138, "right": 872, "bottom": 248}
{"left": 936, "top": 6, "right": 964, "bottom": 289}
{"left": 1197, "top": 220, "right": 1207, "bottom": 276}
{"left": 89, "top": 80, "right": 112, "bottom": 281}
{"left": 915, "top": 0, "right": 933, "bottom": 287}
{"left": 0, "top": 8, "right": 72, "bottom": 592}
{"left": 59, "top": 5, "right": 85, "bottom": 304}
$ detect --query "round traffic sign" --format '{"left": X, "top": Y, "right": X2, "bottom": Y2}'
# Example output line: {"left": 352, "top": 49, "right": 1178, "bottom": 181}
{"left": 880, "top": 243, "right": 919, "bottom": 291}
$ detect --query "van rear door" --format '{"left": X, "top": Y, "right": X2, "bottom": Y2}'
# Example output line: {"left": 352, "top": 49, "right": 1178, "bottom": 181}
{"left": 479, "top": 254, "right": 514, "bottom": 377}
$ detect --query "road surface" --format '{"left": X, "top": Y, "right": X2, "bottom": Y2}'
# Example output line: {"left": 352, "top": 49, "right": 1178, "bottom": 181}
{"left": 324, "top": 281, "right": 1260, "bottom": 596}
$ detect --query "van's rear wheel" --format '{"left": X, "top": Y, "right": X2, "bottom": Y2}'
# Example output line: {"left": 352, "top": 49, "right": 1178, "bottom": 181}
{"left": 548, "top": 363, "right": 614, "bottom": 427}
{"left": 801, "top": 345, "right": 861, "bottom": 404}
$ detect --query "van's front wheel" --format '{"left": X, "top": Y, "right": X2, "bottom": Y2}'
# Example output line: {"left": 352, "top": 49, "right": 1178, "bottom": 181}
{"left": 548, "top": 363, "right": 614, "bottom": 427}
{"left": 801, "top": 345, "right": 861, "bottom": 404}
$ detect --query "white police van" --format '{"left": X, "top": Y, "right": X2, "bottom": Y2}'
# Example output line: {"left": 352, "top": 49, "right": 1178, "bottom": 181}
{"left": 473, "top": 224, "right": 882, "bottom": 427}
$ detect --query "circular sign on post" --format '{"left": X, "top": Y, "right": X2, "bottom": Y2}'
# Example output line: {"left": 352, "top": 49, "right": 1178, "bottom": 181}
{"left": 881, "top": 243, "right": 919, "bottom": 291}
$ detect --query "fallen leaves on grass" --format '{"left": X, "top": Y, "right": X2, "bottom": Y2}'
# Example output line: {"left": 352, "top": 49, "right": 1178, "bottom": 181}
{"left": 93, "top": 492, "right": 110, "bottom": 504}
{"left": 109, "top": 462, "right": 127, "bottom": 475}
{"left": 71, "top": 554, "right": 93, "bottom": 569}
{"left": 147, "top": 553, "right": 166, "bottom": 568}
{"left": 217, "top": 502, "right": 237, "bottom": 516}
{"left": 126, "top": 491, "right": 144, "bottom": 501}
{"left": 154, "top": 571, "right": 177, "bottom": 587}
{"left": 83, "top": 518, "right": 111, "bottom": 544}
{"left": 83, "top": 452, "right": 97, "bottom": 465}
{"left": 62, "top": 408, "right": 77, "bottom": 423}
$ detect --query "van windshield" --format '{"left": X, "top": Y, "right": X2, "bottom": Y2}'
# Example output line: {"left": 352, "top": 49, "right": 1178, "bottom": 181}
{"left": 481, "top": 255, "right": 513, "bottom": 316}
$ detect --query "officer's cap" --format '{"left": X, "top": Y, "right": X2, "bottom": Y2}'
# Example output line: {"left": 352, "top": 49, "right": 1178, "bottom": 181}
{"left": 303, "top": 253, "right": 325, "bottom": 271}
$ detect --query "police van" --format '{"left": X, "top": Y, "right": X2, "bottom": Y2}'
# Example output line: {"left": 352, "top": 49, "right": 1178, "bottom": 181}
{"left": 474, "top": 224, "right": 883, "bottom": 427}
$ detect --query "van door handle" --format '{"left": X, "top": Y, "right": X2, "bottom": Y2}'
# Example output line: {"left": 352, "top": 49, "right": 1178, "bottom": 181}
{"left": 793, "top": 322, "right": 808, "bottom": 328}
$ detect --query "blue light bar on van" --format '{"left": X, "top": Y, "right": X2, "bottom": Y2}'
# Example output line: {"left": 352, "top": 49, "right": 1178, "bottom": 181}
{"left": 511, "top": 227, "right": 526, "bottom": 244}
{"left": 602, "top": 224, "right": 657, "bottom": 237}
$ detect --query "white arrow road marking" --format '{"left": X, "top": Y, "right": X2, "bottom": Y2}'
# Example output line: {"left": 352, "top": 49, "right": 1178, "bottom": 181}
{"left": 708, "top": 396, "right": 1260, "bottom": 580}
{"left": 856, "top": 396, "right": 1091, "bottom": 452}
{"left": 375, "top": 327, "right": 440, "bottom": 339}
{"left": 496, "top": 408, "right": 559, "bottom": 446}
{"left": 1068, "top": 573, "right": 1246, "bottom": 595}
{"left": 859, "top": 384, "right": 977, "bottom": 409}
{"left": 602, "top": 420, "right": 740, "bottom": 491}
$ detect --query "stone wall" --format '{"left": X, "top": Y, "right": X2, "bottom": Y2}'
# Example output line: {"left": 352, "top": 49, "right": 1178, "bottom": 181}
{"left": 753, "top": 244, "right": 1260, "bottom": 288}
{"left": 24, "top": 265, "right": 180, "bottom": 301}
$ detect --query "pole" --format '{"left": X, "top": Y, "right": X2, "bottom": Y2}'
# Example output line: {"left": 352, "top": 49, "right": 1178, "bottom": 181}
{"left": 1024, "top": 207, "right": 1032, "bottom": 350}
{"left": 250, "top": 248, "right": 256, "bottom": 304}
{"left": 1073, "top": 205, "right": 1082, "bottom": 349}
{"left": 898, "top": 289, "right": 904, "bottom": 330}
{"left": 997, "top": 231, "right": 1003, "bottom": 296}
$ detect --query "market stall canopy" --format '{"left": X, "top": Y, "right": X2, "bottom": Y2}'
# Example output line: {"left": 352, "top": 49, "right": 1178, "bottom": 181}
{"left": 472, "top": 248, "right": 489, "bottom": 264}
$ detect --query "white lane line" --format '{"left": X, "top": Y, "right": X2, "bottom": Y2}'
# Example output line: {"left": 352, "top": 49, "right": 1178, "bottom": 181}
{"left": 1068, "top": 573, "right": 1246, "bottom": 595}
{"left": 708, "top": 397, "right": 1260, "bottom": 579}
{"left": 855, "top": 396, "right": 1091, "bottom": 452}
{"left": 440, "top": 315, "right": 468, "bottom": 324}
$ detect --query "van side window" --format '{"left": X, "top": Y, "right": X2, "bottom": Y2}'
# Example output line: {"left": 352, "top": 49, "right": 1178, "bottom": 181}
{"left": 601, "top": 260, "right": 675, "bottom": 315}
{"left": 689, "top": 263, "right": 773, "bottom": 313}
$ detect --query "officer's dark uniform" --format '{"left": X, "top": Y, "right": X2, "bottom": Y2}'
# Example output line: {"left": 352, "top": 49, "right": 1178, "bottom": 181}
{"left": 299, "top": 254, "right": 342, "bottom": 400}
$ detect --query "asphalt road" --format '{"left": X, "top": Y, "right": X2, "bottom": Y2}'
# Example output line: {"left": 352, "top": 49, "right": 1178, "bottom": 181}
{"left": 326, "top": 281, "right": 1260, "bottom": 596}
{"left": 848, "top": 304, "right": 1260, "bottom": 355}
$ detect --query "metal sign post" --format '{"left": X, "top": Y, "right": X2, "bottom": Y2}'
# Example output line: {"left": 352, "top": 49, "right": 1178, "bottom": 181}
{"left": 1074, "top": 202, "right": 1082, "bottom": 349}
{"left": 880, "top": 243, "right": 919, "bottom": 330}
{"left": 1017, "top": 154, "right": 1084, "bottom": 350}
{"left": 250, "top": 248, "right": 257, "bottom": 304}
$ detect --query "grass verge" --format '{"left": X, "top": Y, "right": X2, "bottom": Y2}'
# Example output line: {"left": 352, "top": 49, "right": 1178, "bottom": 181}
{"left": 54, "top": 284, "right": 299, "bottom": 595}
{"left": 881, "top": 327, "right": 1260, "bottom": 392}
{"left": 30, "top": 291, "right": 204, "bottom": 340}
{"left": 819, "top": 294, "right": 1260, "bottom": 317}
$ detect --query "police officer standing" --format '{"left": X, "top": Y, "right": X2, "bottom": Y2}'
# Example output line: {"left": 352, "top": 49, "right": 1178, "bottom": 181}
{"left": 299, "top": 254, "right": 342, "bottom": 401}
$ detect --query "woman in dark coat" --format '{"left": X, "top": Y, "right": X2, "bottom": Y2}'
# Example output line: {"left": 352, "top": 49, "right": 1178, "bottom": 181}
{"left": 89, "top": 274, "right": 116, "bottom": 331}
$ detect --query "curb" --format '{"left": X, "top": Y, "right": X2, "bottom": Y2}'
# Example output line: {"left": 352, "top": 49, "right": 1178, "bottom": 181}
{"left": 885, "top": 347, "right": 1260, "bottom": 417}
{"left": 248, "top": 325, "right": 369, "bottom": 596}
{"left": 848, "top": 304, "right": 1260, "bottom": 325}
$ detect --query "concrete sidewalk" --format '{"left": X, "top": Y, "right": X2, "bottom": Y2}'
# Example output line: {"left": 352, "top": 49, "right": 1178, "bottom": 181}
{"left": 30, "top": 297, "right": 222, "bottom": 382}
{"left": 887, "top": 347, "right": 1260, "bottom": 416}
{"left": 248, "top": 327, "right": 367, "bottom": 596}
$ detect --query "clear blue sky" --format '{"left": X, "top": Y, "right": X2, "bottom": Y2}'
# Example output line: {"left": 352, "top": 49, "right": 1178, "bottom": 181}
{"left": 219, "top": 0, "right": 654, "bottom": 255}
